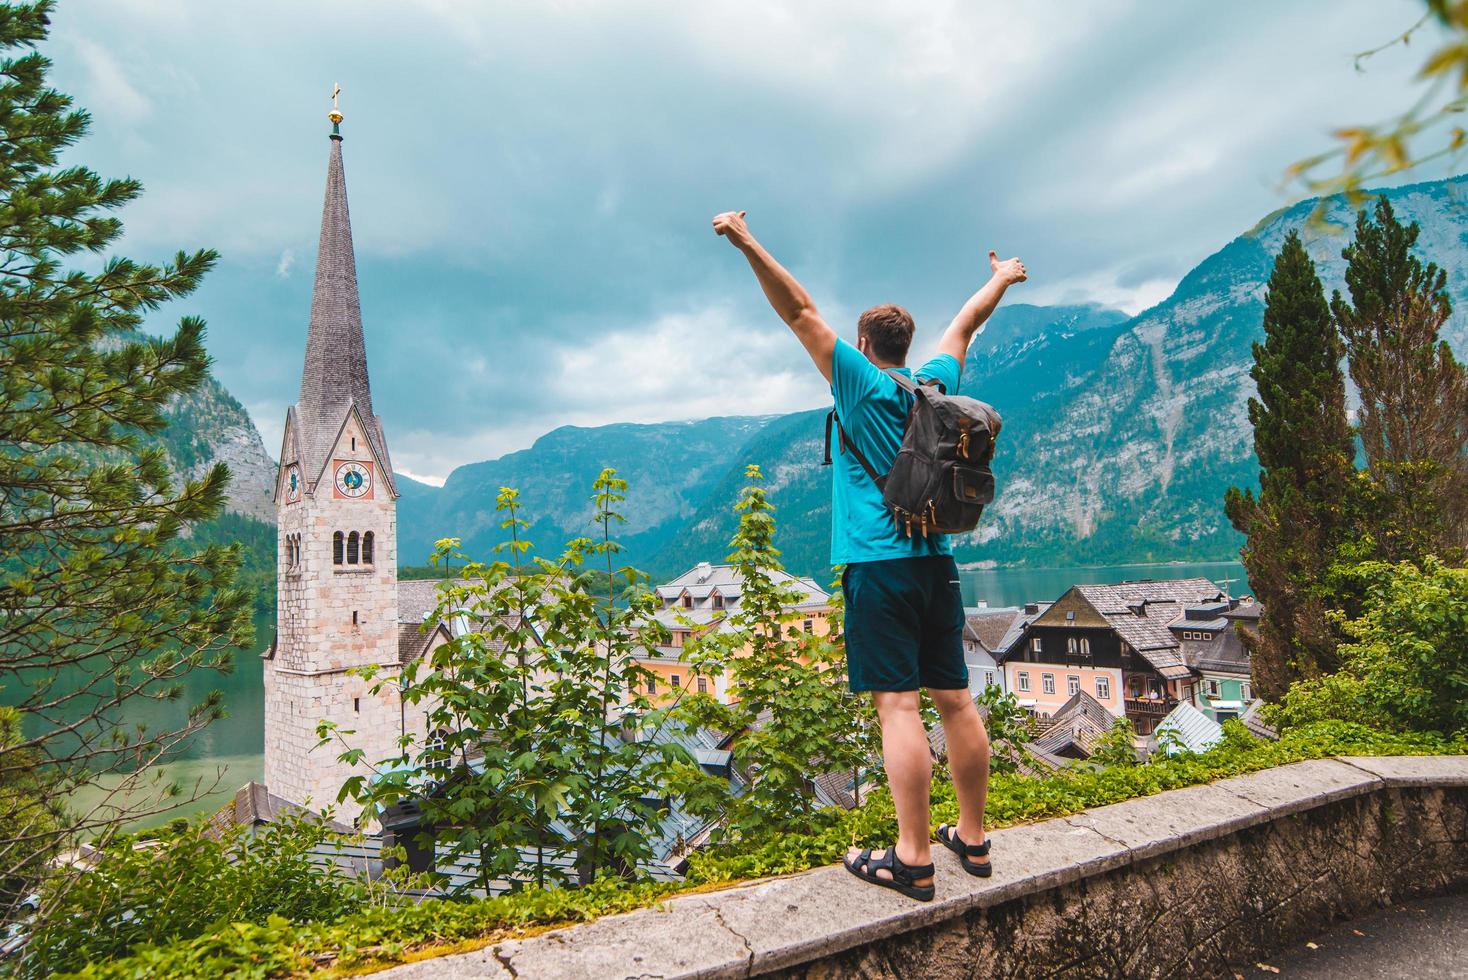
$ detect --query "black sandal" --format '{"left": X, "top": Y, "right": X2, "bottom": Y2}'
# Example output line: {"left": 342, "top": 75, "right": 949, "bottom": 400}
{"left": 938, "top": 824, "right": 992, "bottom": 877}
{"left": 842, "top": 847, "right": 936, "bottom": 902}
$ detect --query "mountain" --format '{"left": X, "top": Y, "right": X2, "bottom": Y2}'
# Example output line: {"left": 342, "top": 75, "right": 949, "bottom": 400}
{"left": 653, "top": 178, "right": 1468, "bottom": 577}
{"left": 396, "top": 303, "right": 1130, "bottom": 577}
{"left": 392, "top": 174, "right": 1468, "bottom": 581}
{"left": 397, "top": 416, "right": 778, "bottom": 567}
{"left": 159, "top": 372, "right": 278, "bottom": 524}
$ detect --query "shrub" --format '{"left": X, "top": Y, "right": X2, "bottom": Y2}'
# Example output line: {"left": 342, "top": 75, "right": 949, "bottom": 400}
{"left": 25, "top": 812, "right": 371, "bottom": 977}
{"left": 1275, "top": 558, "right": 1468, "bottom": 736}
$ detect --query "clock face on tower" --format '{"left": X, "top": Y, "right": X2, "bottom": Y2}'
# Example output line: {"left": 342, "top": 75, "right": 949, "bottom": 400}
{"left": 285, "top": 465, "right": 300, "bottom": 503}
{"left": 334, "top": 461, "right": 372, "bottom": 498}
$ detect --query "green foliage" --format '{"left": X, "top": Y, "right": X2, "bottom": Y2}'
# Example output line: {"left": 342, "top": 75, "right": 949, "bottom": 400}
{"left": 1088, "top": 717, "right": 1139, "bottom": 768}
{"left": 53, "top": 720, "right": 1465, "bottom": 979}
{"left": 0, "top": 707, "right": 65, "bottom": 914}
{"left": 26, "top": 811, "right": 376, "bottom": 977}
{"left": 0, "top": 0, "right": 249, "bottom": 925}
{"left": 330, "top": 470, "right": 678, "bottom": 893}
{"left": 666, "top": 466, "right": 875, "bottom": 842}
{"left": 973, "top": 687, "right": 1034, "bottom": 774}
{"left": 1275, "top": 558, "right": 1468, "bottom": 735}
{"left": 1224, "top": 230, "right": 1355, "bottom": 698}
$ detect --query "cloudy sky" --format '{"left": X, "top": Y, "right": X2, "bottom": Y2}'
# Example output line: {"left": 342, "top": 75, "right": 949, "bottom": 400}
{"left": 49, "top": 0, "right": 1446, "bottom": 483}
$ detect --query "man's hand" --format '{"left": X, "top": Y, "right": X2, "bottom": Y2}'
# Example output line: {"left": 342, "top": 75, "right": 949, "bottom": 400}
{"left": 989, "top": 250, "right": 1027, "bottom": 286}
{"left": 936, "top": 249, "right": 1028, "bottom": 366}
{"left": 712, "top": 210, "right": 753, "bottom": 250}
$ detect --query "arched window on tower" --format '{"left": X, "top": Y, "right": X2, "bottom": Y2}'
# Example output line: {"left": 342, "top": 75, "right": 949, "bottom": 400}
{"left": 347, "top": 531, "right": 360, "bottom": 565}
{"left": 362, "top": 531, "right": 374, "bottom": 565}
{"left": 333, "top": 531, "right": 344, "bottom": 565}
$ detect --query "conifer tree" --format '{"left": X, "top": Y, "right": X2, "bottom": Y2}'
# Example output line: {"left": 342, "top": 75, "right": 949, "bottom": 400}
{"left": 1331, "top": 197, "right": 1468, "bottom": 563}
{"left": 1225, "top": 230, "right": 1354, "bottom": 698}
{"left": 0, "top": 0, "right": 250, "bottom": 921}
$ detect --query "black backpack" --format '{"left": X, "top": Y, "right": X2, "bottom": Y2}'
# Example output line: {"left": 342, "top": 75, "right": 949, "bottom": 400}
{"left": 823, "top": 371, "right": 1001, "bottom": 538}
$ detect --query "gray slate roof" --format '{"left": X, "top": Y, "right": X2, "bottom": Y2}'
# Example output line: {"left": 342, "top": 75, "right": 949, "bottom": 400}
{"left": 1072, "top": 579, "right": 1226, "bottom": 680}
{"left": 964, "top": 608, "right": 1022, "bottom": 652}
{"left": 293, "top": 133, "right": 395, "bottom": 495}
{"left": 1031, "top": 690, "right": 1115, "bottom": 758}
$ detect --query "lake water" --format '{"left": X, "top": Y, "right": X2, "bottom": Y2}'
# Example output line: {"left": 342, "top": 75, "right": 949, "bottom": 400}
{"left": 957, "top": 560, "right": 1249, "bottom": 609}
{"left": 67, "top": 561, "right": 1249, "bottom": 827}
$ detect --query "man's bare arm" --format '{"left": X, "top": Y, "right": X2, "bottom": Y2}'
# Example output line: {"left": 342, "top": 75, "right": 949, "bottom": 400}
{"left": 713, "top": 210, "right": 836, "bottom": 382}
{"left": 936, "top": 250, "right": 1028, "bottom": 369}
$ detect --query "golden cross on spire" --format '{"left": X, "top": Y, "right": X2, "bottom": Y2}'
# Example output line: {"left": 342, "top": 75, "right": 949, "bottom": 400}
{"left": 329, "top": 83, "right": 343, "bottom": 128}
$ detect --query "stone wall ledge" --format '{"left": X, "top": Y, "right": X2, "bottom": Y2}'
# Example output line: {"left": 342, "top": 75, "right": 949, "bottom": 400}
{"left": 376, "top": 755, "right": 1468, "bottom": 979}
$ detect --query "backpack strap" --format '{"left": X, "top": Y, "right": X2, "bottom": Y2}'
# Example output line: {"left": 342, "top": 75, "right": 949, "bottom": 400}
{"left": 823, "top": 409, "right": 886, "bottom": 488}
{"left": 885, "top": 368, "right": 946, "bottom": 395}
{"left": 820, "top": 368, "right": 941, "bottom": 487}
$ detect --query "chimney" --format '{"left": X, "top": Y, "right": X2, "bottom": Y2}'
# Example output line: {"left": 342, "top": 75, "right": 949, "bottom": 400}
{"left": 695, "top": 561, "right": 713, "bottom": 583}
{"left": 1024, "top": 602, "right": 1040, "bottom": 615}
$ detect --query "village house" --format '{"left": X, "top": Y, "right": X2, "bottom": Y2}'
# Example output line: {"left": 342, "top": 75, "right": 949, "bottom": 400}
{"left": 962, "top": 606, "right": 1021, "bottom": 695}
{"left": 1184, "top": 599, "right": 1259, "bottom": 723}
{"left": 995, "top": 579, "right": 1260, "bottom": 736}
{"left": 642, "top": 562, "right": 833, "bottom": 703}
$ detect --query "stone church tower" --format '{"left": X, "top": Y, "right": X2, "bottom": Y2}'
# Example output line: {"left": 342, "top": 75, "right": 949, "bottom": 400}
{"left": 264, "top": 99, "right": 407, "bottom": 822}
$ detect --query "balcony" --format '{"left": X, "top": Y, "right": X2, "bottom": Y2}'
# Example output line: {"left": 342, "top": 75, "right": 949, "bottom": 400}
{"left": 1124, "top": 697, "right": 1175, "bottom": 718}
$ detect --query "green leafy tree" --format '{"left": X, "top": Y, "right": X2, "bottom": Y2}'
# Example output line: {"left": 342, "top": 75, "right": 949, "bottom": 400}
{"left": 1225, "top": 230, "right": 1356, "bottom": 697}
{"left": 0, "top": 0, "right": 250, "bottom": 926}
{"left": 669, "top": 466, "right": 873, "bottom": 842}
{"left": 1331, "top": 197, "right": 1468, "bottom": 563}
{"left": 1275, "top": 558, "right": 1468, "bottom": 736}
{"left": 331, "top": 472, "right": 679, "bottom": 892}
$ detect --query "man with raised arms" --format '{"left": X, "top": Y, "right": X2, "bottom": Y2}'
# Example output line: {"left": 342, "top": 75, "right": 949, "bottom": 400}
{"left": 712, "top": 209, "right": 1026, "bottom": 900}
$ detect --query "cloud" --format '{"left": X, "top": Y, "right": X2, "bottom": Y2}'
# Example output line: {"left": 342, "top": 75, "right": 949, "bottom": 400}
{"left": 395, "top": 468, "right": 447, "bottom": 488}
{"left": 48, "top": 0, "right": 1445, "bottom": 479}
{"left": 67, "top": 36, "right": 151, "bottom": 123}
{"left": 1025, "top": 269, "right": 1178, "bottom": 318}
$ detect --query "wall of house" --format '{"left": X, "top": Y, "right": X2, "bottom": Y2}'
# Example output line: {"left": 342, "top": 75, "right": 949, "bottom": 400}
{"left": 1005, "top": 662, "right": 1123, "bottom": 717}
{"left": 1195, "top": 674, "right": 1253, "bottom": 722}
{"left": 637, "top": 607, "right": 833, "bottom": 706}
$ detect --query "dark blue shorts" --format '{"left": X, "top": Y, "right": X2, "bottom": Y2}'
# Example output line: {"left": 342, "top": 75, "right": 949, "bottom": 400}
{"left": 842, "top": 555, "right": 967, "bottom": 693}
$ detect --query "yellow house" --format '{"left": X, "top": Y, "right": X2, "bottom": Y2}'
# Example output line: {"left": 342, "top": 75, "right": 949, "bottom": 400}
{"left": 637, "top": 562, "right": 832, "bottom": 704}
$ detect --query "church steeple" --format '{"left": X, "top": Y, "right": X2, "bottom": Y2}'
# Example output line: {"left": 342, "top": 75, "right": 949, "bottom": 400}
{"left": 294, "top": 88, "right": 393, "bottom": 494}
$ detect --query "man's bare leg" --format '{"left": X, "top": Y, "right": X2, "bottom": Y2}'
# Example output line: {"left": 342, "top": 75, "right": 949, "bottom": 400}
{"left": 845, "top": 690, "right": 933, "bottom": 885}
{"left": 931, "top": 687, "right": 991, "bottom": 858}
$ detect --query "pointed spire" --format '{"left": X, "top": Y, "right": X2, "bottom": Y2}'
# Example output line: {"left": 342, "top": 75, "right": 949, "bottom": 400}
{"left": 294, "top": 89, "right": 394, "bottom": 491}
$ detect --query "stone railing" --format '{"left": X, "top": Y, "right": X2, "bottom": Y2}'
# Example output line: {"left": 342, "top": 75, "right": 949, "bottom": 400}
{"left": 379, "top": 755, "right": 1468, "bottom": 978}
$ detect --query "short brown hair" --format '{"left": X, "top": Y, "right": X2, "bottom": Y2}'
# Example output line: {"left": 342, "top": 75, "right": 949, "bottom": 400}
{"left": 857, "top": 304, "right": 915, "bottom": 364}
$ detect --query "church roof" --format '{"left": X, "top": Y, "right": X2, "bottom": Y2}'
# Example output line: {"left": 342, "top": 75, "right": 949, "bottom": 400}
{"left": 294, "top": 129, "right": 395, "bottom": 496}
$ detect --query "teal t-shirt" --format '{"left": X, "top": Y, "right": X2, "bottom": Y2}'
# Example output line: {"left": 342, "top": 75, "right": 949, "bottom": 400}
{"left": 828, "top": 339, "right": 962, "bottom": 566}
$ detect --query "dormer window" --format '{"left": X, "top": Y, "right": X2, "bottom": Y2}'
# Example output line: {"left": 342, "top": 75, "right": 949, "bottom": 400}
{"left": 713, "top": 594, "right": 724, "bottom": 609}
{"left": 681, "top": 594, "right": 692, "bottom": 609}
